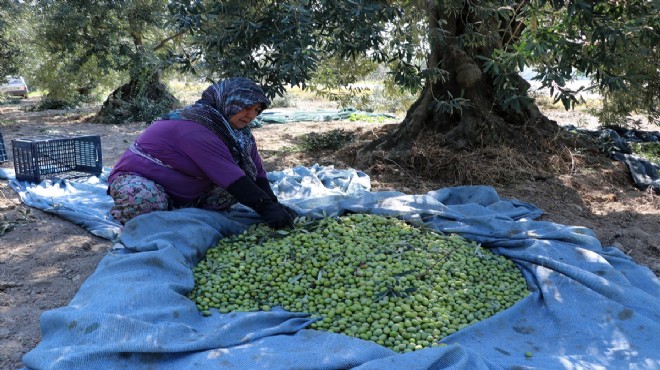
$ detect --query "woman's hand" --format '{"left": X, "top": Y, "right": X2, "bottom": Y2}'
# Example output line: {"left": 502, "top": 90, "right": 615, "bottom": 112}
{"left": 258, "top": 202, "right": 295, "bottom": 229}
{"left": 282, "top": 205, "right": 298, "bottom": 221}
{"left": 227, "top": 176, "right": 295, "bottom": 229}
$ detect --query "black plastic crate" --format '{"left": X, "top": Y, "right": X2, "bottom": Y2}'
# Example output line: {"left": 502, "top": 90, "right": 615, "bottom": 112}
{"left": 0, "top": 132, "right": 7, "bottom": 163}
{"left": 12, "top": 135, "right": 102, "bottom": 182}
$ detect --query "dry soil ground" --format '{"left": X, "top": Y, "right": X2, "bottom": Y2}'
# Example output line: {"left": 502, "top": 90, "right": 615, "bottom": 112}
{"left": 0, "top": 97, "right": 658, "bottom": 369}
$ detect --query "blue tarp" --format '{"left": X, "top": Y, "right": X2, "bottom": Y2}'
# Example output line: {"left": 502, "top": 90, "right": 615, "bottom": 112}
{"left": 564, "top": 125, "right": 660, "bottom": 193}
{"left": 2, "top": 165, "right": 658, "bottom": 370}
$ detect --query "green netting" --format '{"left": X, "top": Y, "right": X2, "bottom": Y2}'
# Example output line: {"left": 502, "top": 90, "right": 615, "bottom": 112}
{"left": 251, "top": 108, "right": 396, "bottom": 127}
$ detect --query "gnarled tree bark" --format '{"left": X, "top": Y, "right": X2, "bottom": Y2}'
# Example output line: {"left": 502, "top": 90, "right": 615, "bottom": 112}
{"left": 356, "top": 1, "right": 560, "bottom": 169}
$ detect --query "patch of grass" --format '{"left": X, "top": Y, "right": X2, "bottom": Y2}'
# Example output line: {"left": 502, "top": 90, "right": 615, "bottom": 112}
{"left": 299, "top": 129, "right": 354, "bottom": 151}
{"left": 347, "top": 113, "right": 389, "bottom": 123}
{"left": 631, "top": 142, "right": 660, "bottom": 165}
{"left": 26, "top": 97, "right": 78, "bottom": 111}
{"left": 273, "top": 145, "right": 303, "bottom": 154}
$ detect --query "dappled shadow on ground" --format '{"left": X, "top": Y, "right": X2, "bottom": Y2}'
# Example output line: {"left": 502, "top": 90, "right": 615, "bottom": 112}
{"left": 0, "top": 181, "right": 109, "bottom": 368}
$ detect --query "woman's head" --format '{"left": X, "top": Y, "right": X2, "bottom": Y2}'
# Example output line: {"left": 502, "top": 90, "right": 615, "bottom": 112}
{"left": 228, "top": 103, "right": 263, "bottom": 129}
{"left": 198, "top": 77, "right": 270, "bottom": 129}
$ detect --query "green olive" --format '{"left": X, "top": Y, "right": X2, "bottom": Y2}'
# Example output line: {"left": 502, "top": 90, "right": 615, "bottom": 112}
{"left": 188, "top": 214, "right": 530, "bottom": 353}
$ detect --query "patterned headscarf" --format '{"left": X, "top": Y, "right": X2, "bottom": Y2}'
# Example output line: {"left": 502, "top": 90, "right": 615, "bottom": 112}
{"left": 161, "top": 77, "right": 270, "bottom": 180}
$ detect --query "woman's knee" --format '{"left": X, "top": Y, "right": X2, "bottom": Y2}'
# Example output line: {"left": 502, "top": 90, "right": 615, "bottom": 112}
{"left": 109, "top": 174, "right": 170, "bottom": 224}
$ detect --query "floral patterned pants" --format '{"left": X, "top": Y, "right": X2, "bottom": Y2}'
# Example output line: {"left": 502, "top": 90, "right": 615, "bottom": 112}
{"left": 108, "top": 174, "right": 236, "bottom": 224}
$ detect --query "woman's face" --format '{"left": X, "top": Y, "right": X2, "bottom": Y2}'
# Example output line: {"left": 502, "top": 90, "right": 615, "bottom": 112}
{"left": 228, "top": 104, "right": 263, "bottom": 129}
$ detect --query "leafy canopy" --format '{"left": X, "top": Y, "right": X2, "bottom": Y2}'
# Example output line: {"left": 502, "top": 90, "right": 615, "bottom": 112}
{"left": 169, "top": 0, "right": 398, "bottom": 97}
{"left": 171, "top": 0, "right": 658, "bottom": 125}
{"left": 0, "top": 0, "right": 22, "bottom": 80}
{"left": 32, "top": 0, "right": 177, "bottom": 104}
{"left": 521, "top": 0, "right": 659, "bottom": 123}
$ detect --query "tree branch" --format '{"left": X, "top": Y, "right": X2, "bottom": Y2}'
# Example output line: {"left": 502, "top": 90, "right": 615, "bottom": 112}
{"left": 153, "top": 30, "right": 188, "bottom": 53}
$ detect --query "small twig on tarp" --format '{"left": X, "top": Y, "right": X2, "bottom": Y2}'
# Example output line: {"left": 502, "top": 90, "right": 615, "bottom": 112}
{"left": 0, "top": 281, "right": 22, "bottom": 291}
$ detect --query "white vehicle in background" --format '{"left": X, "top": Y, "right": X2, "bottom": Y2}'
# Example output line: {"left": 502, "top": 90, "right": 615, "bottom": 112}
{"left": 1, "top": 76, "right": 29, "bottom": 98}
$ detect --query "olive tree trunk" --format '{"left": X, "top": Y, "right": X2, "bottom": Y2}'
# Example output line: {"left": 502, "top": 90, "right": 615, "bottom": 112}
{"left": 94, "top": 72, "right": 178, "bottom": 125}
{"left": 356, "top": 2, "right": 559, "bottom": 168}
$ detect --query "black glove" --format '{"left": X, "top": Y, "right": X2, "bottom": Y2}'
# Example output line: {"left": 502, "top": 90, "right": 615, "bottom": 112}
{"left": 257, "top": 202, "right": 296, "bottom": 229}
{"left": 255, "top": 176, "right": 299, "bottom": 221}
{"left": 281, "top": 204, "right": 298, "bottom": 220}
{"left": 227, "top": 176, "right": 294, "bottom": 229}
{"left": 255, "top": 176, "right": 278, "bottom": 202}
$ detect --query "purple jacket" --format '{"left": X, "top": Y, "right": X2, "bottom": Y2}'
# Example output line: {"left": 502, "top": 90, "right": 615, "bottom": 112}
{"left": 108, "top": 120, "right": 267, "bottom": 206}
